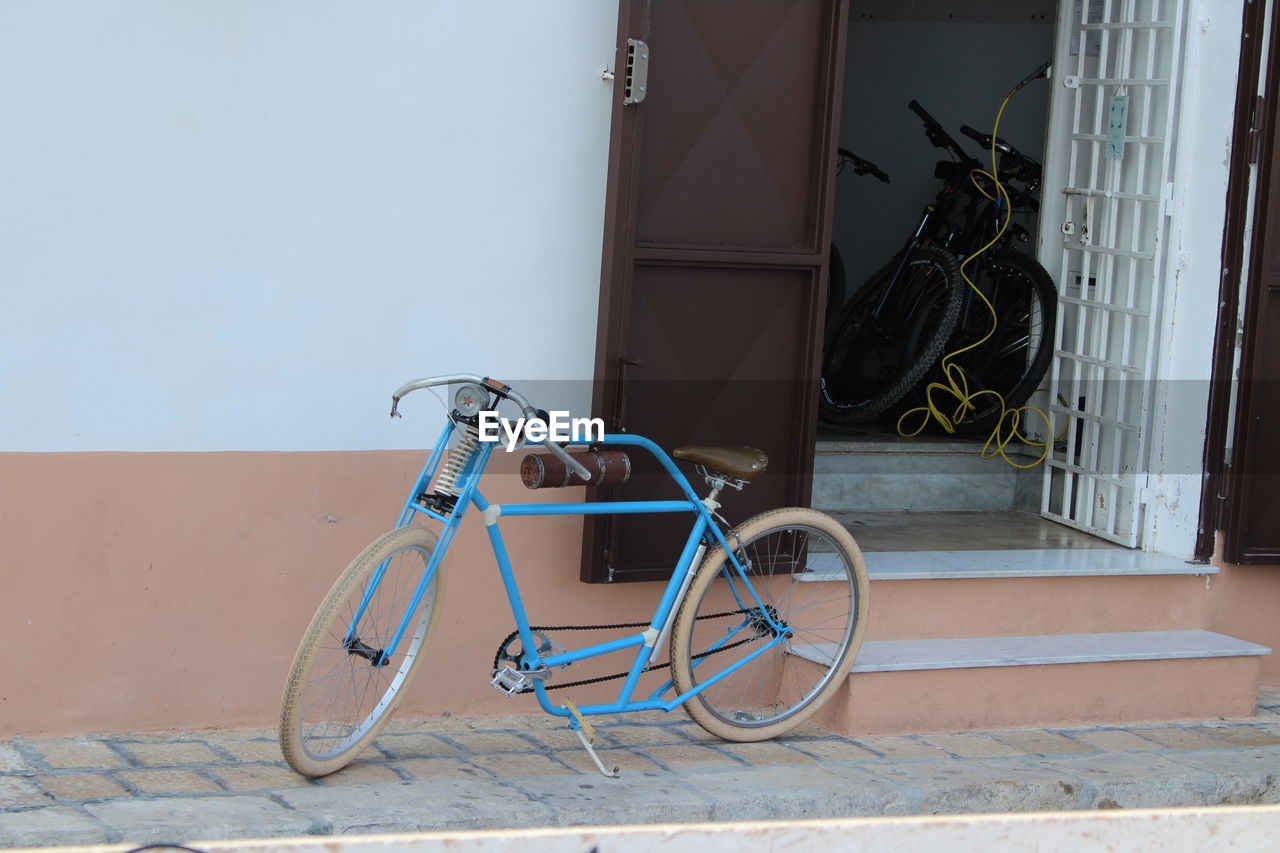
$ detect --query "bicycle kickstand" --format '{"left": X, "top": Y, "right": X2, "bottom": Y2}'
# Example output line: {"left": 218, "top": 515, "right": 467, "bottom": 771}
{"left": 562, "top": 700, "right": 620, "bottom": 779}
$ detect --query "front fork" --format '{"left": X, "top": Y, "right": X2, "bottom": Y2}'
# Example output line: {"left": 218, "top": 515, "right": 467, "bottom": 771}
{"left": 344, "top": 437, "right": 492, "bottom": 667}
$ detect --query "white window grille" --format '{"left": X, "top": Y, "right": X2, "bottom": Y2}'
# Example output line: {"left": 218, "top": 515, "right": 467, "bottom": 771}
{"left": 1038, "top": 0, "right": 1188, "bottom": 546}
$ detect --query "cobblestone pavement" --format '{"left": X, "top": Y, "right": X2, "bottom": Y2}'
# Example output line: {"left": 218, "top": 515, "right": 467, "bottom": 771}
{"left": 4, "top": 690, "right": 1280, "bottom": 847}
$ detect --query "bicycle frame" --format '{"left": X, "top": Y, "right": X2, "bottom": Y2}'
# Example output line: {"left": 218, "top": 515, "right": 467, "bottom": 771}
{"left": 353, "top": 421, "right": 790, "bottom": 721}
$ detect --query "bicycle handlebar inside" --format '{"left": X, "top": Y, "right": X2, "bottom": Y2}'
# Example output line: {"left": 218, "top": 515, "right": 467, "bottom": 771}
{"left": 836, "top": 147, "right": 890, "bottom": 183}
{"left": 908, "top": 100, "right": 982, "bottom": 167}
{"left": 960, "top": 124, "right": 1014, "bottom": 155}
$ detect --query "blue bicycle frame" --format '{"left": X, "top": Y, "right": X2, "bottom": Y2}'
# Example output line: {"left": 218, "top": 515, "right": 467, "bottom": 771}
{"left": 349, "top": 423, "right": 790, "bottom": 721}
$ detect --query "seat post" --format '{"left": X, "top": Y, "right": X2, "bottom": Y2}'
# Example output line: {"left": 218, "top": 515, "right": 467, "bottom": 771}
{"left": 694, "top": 464, "right": 736, "bottom": 506}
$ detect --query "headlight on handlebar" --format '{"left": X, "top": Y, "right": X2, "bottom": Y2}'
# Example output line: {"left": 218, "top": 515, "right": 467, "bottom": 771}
{"left": 452, "top": 383, "right": 490, "bottom": 418}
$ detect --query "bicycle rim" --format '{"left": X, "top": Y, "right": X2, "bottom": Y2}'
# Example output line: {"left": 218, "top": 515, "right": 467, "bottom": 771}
{"left": 671, "top": 509, "right": 867, "bottom": 739}
{"left": 281, "top": 526, "right": 442, "bottom": 776}
{"left": 946, "top": 251, "right": 1056, "bottom": 430}
{"left": 820, "top": 248, "right": 961, "bottom": 425}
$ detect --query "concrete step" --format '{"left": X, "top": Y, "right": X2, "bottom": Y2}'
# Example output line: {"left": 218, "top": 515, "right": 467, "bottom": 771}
{"left": 833, "top": 630, "right": 1270, "bottom": 672}
{"left": 797, "top": 630, "right": 1270, "bottom": 736}
{"left": 807, "top": 547, "right": 1210, "bottom": 580}
{"left": 813, "top": 435, "right": 1041, "bottom": 512}
{"left": 801, "top": 547, "right": 1217, "bottom": 640}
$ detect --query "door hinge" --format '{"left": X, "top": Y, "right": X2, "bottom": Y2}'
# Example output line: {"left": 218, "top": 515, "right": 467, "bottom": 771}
{"left": 1210, "top": 462, "right": 1232, "bottom": 532}
{"left": 623, "top": 39, "right": 650, "bottom": 105}
{"left": 1248, "top": 96, "right": 1265, "bottom": 165}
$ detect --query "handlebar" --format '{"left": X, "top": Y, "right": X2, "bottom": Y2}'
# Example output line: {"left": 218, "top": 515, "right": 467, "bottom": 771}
{"left": 390, "top": 374, "right": 592, "bottom": 481}
{"left": 960, "top": 124, "right": 1013, "bottom": 155}
{"left": 392, "top": 373, "right": 531, "bottom": 417}
{"left": 836, "top": 147, "right": 890, "bottom": 183}
{"left": 959, "top": 124, "right": 1041, "bottom": 184}
{"left": 908, "top": 99, "right": 973, "bottom": 162}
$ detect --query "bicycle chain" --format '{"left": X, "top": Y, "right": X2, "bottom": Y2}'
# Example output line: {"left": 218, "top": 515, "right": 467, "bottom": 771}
{"left": 490, "top": 609, "right": 759, "bottom": 694}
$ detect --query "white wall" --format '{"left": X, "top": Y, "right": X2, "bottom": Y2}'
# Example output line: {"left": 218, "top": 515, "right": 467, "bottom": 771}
{"left": 1147, "top": 0, "right": 1247, "bottom": 557}
{"left": 0, "top": 1, "right": 618, "bottom": 452}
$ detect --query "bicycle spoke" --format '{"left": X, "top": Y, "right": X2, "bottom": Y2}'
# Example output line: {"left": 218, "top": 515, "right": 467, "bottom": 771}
{"left": 672, "top": 512, "right": 864, "bottom": 738}
{"left": 282, "top": 528, "right": 443, "bottom": 777}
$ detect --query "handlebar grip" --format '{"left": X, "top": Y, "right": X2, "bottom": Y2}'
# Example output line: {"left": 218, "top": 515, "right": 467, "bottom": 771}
{"left": 961, "top": 124, "right": 1014, "bottom": 155}
{"left": 907, "top": 99, "right": 934, "bottom": 125}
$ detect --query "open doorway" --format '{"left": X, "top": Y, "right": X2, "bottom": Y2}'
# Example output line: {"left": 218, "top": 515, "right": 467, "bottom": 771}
{"left": 816, "top": 1, "right": 1083, "bottom": 554}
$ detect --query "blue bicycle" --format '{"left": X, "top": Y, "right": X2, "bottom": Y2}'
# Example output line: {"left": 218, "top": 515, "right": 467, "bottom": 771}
{"left": 279, "top": 374, "right": 870, "bottom": 777}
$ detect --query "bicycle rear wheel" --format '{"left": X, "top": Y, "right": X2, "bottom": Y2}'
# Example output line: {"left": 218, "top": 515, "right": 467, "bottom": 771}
{"left": 824, "top": 243, "right": 849, "bottom": 349}
{"left": 820, "top": 246, "right": 962, "bottom": 426}
{"left": 669, "top": 508, "right": 869, "bottom": 741}
{"left": 916, "top": 249, "right": 1057, "bottom": 436}
{"left": 279, "top": 525, "right": 444, "bottom": 777}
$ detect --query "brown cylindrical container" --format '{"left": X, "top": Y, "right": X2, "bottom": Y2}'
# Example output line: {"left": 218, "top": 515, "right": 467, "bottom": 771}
{"left": 520, "top": 450, "right": 631, "bottom": 489}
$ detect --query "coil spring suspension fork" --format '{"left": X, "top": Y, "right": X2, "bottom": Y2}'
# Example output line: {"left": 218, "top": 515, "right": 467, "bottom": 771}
{"left": 433, "top": 422, "right": 481, "bottom": 499}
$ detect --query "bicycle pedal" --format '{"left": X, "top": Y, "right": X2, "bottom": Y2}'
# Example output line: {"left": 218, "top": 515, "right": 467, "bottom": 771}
{"left": 489, "top": 665, "right": 549, "bottom": 696}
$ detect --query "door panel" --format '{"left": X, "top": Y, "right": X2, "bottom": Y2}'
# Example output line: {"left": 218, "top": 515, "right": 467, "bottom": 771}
{"left": 1225, "top": 20, "right": 1280, "bottom": 563}
{"left": 635, "top": 2, "right": 828, "bottom": 249}
{"left": 610, "top": 266, "right": 811, "bottom": 574}
{"left": 1200, "top": 0, "right": 1264, "bottom": 563}
{"left": 586, "top": 0, "right": 847, "bottom": 582}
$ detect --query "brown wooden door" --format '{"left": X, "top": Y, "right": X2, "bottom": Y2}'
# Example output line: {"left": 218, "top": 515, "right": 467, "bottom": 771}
{"left": 583, "top": 0, "right": 849, "bottom": 582}
{"left": 1223, "top": 0, "right": 1280, "bottom": 565}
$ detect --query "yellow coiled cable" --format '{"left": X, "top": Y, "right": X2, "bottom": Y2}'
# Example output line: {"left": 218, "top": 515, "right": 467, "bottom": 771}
{"left": 895, "top": 89, "right": 1055, "bottom": 470}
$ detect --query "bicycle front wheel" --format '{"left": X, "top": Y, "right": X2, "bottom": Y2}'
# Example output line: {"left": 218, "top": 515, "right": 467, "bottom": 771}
{"left": 279, "top": 525, "right": 444, "bottom": 777}
{"left": 820, "top": 246, "right": 962, "bottom": 426}
{"left": 669, "top": 508, "right": 869, "bottom": 741}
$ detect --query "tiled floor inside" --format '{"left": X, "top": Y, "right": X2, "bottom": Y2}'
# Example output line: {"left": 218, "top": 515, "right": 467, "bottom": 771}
{"left": 831, "top": 509, "right": 1117, "bottom": 552}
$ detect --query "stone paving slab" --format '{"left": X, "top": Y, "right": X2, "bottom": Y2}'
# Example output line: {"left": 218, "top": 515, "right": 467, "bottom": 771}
{"left": 82, "top": 797, "right": 315, "bottom": 845}
{"left": 678, "top": 762, "right": 913, "bottom": 821}
{"left": 278, "top": 777, "right": 553, "bottom": 835}
{"left": 5, "top": 697, "right": 1280, "bottom": 848}
{"left": 512, "top": 771, "right": 716, "bottom": 827}
{"left": 1025, "top": 749, "right": 1219, "bottom": 810}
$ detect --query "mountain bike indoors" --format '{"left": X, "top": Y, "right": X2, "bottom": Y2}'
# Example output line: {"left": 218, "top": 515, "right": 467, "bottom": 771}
{"left": 821, "top": 62, "right": 1057, "bottom": 455}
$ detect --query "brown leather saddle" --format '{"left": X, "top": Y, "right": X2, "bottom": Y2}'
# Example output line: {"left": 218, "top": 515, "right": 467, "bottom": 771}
{"left": 672, "top": 446, "right": 769, "bottom": 481}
